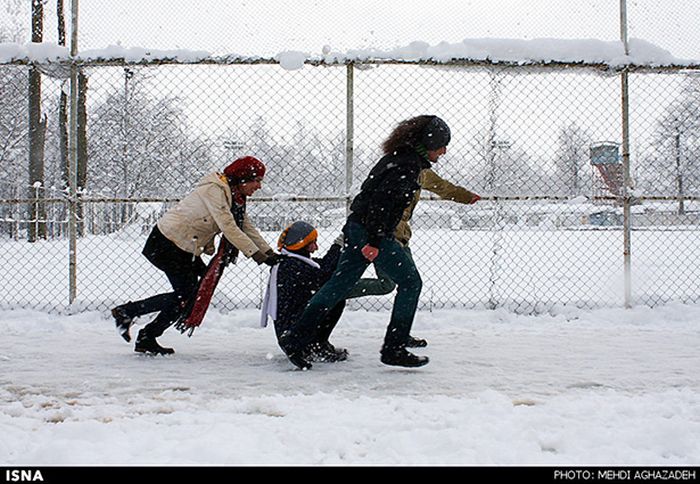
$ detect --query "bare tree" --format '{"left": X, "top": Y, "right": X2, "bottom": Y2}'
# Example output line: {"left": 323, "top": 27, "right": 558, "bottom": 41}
{"left": 88, "top": 70, "right": 212, "bottom": 232}
{"left": 484, "top": 69, "right": 504, "bottom": 192}
{"left": 28, "top": 0, "right": 47, "bottom": 241}
{"left": 653, "top": 77, "right": 700, "bottom": 215}
{"left": 57, "top": 0, "right": 69, "bottom": 190}
{"left": 493, "top": 144, "right": 544, "bottom": 196}
{"left": 554, "top": 123, "right": 591, "bottom": 196}
{"left": 0, "top": 69, "right": 27, "bottom": 182}
{"left": 0, "top": 0, "right": 26, "bottom": 239}
{"left": 75, "top": 71, "right": 89, "bottom": 234}
{"left": 0, "top": 0, "right": 24, "bottom": 43}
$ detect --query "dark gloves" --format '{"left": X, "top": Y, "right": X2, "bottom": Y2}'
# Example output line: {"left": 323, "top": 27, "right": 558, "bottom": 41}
{"left": 252, "top": 250, "right": 268, "bottom": 265}
{"left": 264, "top": 253, "right": 284, "bottom": 266}
{"left": 252, "top": 250, "right": 284, "bottom": 266}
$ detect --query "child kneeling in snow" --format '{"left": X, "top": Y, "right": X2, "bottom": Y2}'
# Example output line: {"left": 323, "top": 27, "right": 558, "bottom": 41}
{"left": 261, "top": 221, "right": 347, "bottom": 364}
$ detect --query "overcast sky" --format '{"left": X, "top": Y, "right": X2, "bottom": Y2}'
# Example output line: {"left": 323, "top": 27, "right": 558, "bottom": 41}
{"left": 5, "top": 1, "right": 699, "bottom": 61}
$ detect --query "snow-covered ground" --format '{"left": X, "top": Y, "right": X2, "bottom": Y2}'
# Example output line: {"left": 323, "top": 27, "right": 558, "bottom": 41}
{"left": 3, "top": 225, "right": 700, "bottom": 312}
{"left": 1, "top": 303, "right": 699, "bottom": 465}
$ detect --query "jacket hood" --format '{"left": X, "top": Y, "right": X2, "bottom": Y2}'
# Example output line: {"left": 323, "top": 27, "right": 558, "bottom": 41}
{"left": 197, "top": 172, "right": 228, "bottom": 188}
{"left": 196, "top": 172, "right": 233, "bottom": 204}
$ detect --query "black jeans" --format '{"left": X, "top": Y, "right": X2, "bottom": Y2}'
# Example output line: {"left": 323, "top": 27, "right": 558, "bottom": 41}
{"left": 274, "top": 301, "right": 346, "bottom": 351}
{"left": 120, "top": 226, "right": 206, "bottom": 338}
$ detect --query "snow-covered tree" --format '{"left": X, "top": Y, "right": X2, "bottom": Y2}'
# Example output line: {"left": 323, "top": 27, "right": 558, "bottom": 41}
{"left": 471, "top": 123, "right": 543, "bottom": 197}
{"left": 291, "top": 121, "right": 344, "bottom": 195}
{"left": 0, "top": 67, "right": 28, "bottom": 198}
{"left": 240, "top": 118, "right": 347, "bottom": 197}
{"left": 0, "top": 0, "right": 24, "bottom": 44}
{"left": 649, "top": 77, "right": 700, "bottom": 213}
{"left": 554, "top": 123, "right": 592, "bottom": 196}
{"left": 491, "top": 144, "right": 545, "bottom": 196}
{"left": 88, "top": 70, "right": 212, "bottom": 199}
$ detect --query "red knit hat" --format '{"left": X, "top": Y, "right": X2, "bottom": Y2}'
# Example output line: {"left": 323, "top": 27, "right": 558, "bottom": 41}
{"left": 223, "top": 156, "right": 266, "bottom": 185}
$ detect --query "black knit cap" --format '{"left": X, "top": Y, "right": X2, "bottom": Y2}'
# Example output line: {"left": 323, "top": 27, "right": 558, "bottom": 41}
{"left": 420, "top": 116, "right": 451, "bottom": 150}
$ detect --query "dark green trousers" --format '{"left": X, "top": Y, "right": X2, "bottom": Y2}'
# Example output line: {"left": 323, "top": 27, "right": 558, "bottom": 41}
{"left": 346, "top": 246, "right": 413, "bottom": 299}
{"left": 285, "top": 221, "right": 422, "bottom": 352}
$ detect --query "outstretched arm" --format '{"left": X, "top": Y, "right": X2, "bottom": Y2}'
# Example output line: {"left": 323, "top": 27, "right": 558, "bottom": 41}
{"left": 421, "top": 169, "right": 480, "bottom": 204}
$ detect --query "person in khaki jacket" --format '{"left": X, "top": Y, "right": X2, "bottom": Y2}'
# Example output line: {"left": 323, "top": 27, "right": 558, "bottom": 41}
{"left": 111, "top": 156, "right": 281, "bottom": 355}
{"left": 346, "top": 167, "right": 480, "bottom": 346}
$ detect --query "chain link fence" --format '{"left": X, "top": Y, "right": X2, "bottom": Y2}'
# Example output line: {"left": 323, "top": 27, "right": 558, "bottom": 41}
{"left": 1, "top": 1, "right": 700, "bottom": 313}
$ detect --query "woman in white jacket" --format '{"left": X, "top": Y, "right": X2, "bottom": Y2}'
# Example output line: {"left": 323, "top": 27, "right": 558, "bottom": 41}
{"left": 111, "top": 156, "right": 280, "bottom": 355}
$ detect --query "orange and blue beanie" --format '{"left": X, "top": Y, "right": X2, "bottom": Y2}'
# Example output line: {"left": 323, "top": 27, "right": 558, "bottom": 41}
{"left": 277, "top": 221, "right": 318, "bottom": 251}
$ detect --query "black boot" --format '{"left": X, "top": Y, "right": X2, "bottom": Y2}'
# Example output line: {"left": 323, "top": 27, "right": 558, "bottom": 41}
{"left": 134, "top": 329, "right": 174, "bottom": 355}
{"left": 405, "top": 335, "right": 428, "bottom": 348}
{"left": 112, "top": 306, "right": 134, "bottom": 342}
{"left": 304, "top": 342, "right": 349, "bottom": 363}
{"left": 287, "top": 351, "right": 312, "bottom": 370}
{"left": 279, "top": 332, "right": 313, "bottom": 370}
{"left": 380, "top": 346, "right": 429, "bottom": 368}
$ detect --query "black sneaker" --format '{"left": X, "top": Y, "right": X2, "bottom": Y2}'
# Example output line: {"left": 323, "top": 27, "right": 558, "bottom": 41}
{"left": 380, "top": 347, "right": 429, "bottom": 368}
{"left": 112, "top": 306, "right": 134, "bottom": 342}
{"left": 134, "top": 330, "right": 174, "bottom": 355}
{"left": 305, "top": 342, "right": 348, "bottom": 363}
{"left": 405, "top": 335, "right": 428, "bottom": 348}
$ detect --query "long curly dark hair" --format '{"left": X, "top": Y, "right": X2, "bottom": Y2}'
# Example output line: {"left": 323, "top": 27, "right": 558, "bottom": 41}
{"left": 381, "top": 115, "right": 434, "bottom": 155}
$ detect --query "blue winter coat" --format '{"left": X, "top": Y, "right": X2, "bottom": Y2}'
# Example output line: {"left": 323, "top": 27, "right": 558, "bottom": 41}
{"left": 273, "top": 244, "right": 342, "bottom": 339}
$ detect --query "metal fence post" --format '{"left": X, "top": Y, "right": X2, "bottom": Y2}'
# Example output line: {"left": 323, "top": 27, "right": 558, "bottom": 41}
{"left": 345, "top": 62, "right": 354, "bottom": 215}
{"left": 68, "top": 0, "right": 79, "bottom": 305}
{"left": 620, "top": 0, "right": 632, "bottom": 308}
